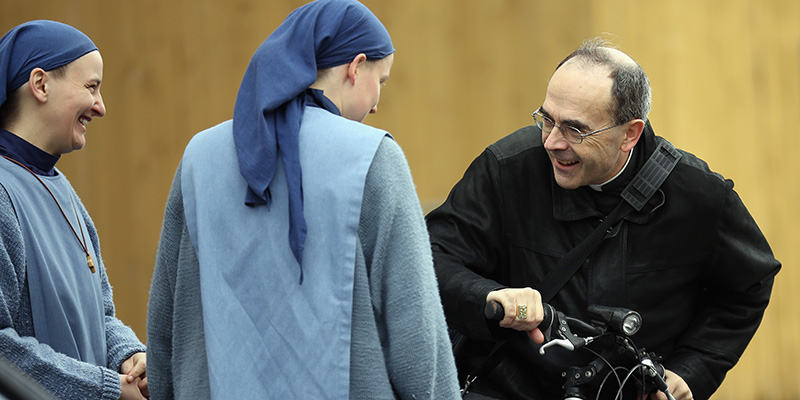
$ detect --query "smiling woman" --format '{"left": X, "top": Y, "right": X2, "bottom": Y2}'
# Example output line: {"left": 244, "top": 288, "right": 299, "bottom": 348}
{"left": 30, "top": 50, "right": 106, "bottom": 155}
{"left": 0, "top": 20, "right": 147, "bottom": 399}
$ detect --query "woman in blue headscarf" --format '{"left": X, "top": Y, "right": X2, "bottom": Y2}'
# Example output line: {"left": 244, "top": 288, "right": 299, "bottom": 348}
{"left": 146, "top": 1, "right": 460, "bottom": 399}
{"left": 0, "top": 20, "right": 148, "bottom": 399}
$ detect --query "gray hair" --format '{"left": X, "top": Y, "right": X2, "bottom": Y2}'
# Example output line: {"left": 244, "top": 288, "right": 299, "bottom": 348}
{"left": 557, "top": 38, "right": 652, "bottom": 124}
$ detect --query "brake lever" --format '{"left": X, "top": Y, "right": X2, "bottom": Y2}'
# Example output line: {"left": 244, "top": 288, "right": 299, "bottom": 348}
{"left": 539, "top": 333, "right": 597, "bottom": 354}
{"left": 539, "top": 338, "right": 574, "bottom": 353}
{"left": 539, "top": 310, "right": 599, "bottom": 354}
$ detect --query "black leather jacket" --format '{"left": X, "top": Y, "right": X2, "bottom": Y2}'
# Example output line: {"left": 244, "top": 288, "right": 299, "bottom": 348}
{"left": 427, "top": 123, "right": 780, "bottom": 400}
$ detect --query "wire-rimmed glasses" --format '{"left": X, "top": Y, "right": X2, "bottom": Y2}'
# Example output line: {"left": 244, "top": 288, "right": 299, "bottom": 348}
{"left": 531, "top": 107, "right": 622, "bottom": 144}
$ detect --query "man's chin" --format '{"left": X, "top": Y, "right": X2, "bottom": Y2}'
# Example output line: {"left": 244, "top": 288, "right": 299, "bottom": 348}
{"left": 553, "top": 169, "right": 581, "bottom": 190}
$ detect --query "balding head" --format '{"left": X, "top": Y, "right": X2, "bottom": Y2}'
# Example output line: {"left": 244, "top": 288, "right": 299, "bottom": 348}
{"left": 556, "top": 38, "right": 652, "bottom": 124}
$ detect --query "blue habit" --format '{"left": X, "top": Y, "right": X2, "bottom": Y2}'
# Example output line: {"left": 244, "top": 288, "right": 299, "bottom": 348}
{"left": 0, "top": 158, "right": 106, "bottom": 366}
{"left": 182, "top": 107, "right": 387, "bottom": 398}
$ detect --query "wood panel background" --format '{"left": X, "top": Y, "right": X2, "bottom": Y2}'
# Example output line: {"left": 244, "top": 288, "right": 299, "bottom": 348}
{"left": 1, "top": 1, "right": 797, "bottom": 398}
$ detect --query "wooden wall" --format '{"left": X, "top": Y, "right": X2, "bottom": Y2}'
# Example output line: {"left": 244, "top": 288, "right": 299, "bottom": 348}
{"left": 2, "top": 1, "right": 797, "bottom": 398}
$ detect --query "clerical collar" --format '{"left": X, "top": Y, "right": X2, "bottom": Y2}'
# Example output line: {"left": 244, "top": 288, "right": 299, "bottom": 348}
{"left": 0, "top": 129, "right": 60, "bottom": 176}
{"left": 589, "top": 147, "right": 634, "bottom": 192}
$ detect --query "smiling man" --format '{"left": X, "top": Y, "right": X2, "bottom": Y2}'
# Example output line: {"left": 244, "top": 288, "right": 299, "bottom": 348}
{"left": 538, "top": 49, "right": 643, "bottom": 190}
{"left": 427, "top": 38, "right": 780, "bottom": 400}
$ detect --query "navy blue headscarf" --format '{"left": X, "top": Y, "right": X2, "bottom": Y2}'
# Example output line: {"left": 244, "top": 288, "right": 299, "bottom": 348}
{"left": 0, "top": 20, "right": 97, "bottom": 108}
{"left": 233, "top": 0, "right": 394, "bottom": 279}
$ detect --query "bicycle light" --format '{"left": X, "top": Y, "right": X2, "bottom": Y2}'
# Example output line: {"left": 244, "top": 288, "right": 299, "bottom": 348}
{"left": 587, "top": 305, "right": 642, "bottom": 336}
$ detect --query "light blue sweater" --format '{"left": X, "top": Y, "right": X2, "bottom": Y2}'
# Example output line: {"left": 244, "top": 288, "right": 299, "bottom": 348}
{"left": 0, "top": 169, "right": 146, "bottom": 400}
{"left": 147, "top": 136, "right": 460, "bottom": 399}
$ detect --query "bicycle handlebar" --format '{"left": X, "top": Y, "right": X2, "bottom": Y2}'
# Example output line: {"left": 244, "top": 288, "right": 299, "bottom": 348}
{"left": 481, "top": 299, "right": 675, "bottom": 400}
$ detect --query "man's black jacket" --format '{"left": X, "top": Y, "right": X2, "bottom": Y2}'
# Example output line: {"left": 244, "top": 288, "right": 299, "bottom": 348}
{"left": 427, "top": 122, "right": 780, "bottom": 399}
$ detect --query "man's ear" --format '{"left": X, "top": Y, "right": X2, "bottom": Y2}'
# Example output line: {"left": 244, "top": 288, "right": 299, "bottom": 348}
{"left": 346, "top": 53, "right": 368, "bottom": 85}
{"left": 27, "top": 68, "right": 48, "bottom": 103}
{"left": 621, "top": 119, "right": 645, "bottom": 152}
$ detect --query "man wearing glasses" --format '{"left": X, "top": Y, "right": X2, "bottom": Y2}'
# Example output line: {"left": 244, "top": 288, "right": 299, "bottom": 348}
{"left": 427, "top": 38, "right": 779, "bottom": 400}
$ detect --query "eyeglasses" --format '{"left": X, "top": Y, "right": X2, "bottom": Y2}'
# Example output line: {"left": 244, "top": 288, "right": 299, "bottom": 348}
{"left": 531, "top": 108, "right": 622, "bottom": 144}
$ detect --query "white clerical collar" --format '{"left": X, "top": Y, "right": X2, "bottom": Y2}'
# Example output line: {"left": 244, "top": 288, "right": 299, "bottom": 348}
{"left": 589, "top": 147, "right": 634, "bottom": 192}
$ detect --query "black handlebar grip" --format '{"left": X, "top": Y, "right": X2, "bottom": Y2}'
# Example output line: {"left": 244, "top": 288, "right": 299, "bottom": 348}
{"left": 484, "top": 300, "right": 505, "bottom": 320}
{"left": 484, "top": 300, "right": 554, "bottom": 325}
{"left": 540, "top": 303, "right": 555, "bottom": 331}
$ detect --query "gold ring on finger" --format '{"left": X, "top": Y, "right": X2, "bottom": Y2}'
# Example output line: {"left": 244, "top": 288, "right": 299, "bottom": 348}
{"left": 517, "top": 304, "right": 528, "bottom": 320}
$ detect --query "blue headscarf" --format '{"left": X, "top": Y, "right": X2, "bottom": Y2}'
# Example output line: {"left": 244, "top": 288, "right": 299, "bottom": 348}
{"left": 0, "top": 20, "right": 97, "bottom": 108}
{"left": 233, "top": 0, "right": 394, "bottom": 281}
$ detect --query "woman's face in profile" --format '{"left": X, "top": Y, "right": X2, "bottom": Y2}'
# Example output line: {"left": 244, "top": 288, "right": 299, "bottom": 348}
{"left": 42, "top": 50, "right": 106, "bottom": 156}
{"left": 341, "top": 54, "right": 393, "bottom": 123}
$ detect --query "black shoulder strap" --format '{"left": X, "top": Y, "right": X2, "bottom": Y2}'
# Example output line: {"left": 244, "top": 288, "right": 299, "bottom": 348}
{"left": 538, "top": 140, "right": 681, "bottom": 302}
{"left": 621, "top": 140, "right": 682, "bottom": 212}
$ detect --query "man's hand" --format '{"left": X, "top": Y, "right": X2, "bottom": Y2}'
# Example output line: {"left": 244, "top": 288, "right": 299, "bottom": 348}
{"left": 486, "top": 287, "right": 544, "bottom": 343}
{"left": 646, "top": 369, "right": 693, "bottom": 400}
{"left": 120, "top": 352, "right": 148, "bottom": 397}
